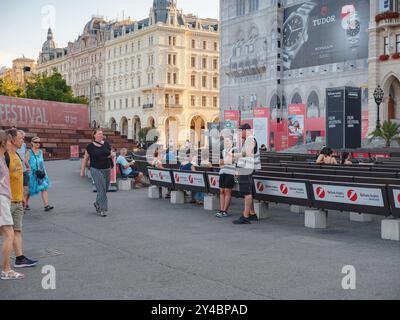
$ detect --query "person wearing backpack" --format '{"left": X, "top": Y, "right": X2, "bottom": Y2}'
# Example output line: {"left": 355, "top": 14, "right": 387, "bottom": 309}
{"left": 25, "top": 136, "right": 53, "bottom": 212}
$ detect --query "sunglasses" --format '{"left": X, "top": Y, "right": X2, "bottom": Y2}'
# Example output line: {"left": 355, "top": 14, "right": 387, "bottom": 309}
{"left": 32, "top": 141, "right": 41, "bottom": 144}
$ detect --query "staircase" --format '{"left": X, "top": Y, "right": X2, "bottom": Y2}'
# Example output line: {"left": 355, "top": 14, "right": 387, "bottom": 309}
{"left": 1, "top": 126, "right": 137, "bottom": 160}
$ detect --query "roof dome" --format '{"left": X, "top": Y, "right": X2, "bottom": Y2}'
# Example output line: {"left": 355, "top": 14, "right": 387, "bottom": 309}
{"left": 83, "top": 17, "right": 107, "bottom": 35}
{"left": 42, "top": 28, "right": 56, "bottom": 52}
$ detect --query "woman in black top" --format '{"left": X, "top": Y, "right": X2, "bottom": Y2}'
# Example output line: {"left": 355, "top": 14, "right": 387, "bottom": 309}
{"left": 80, "top": 129, "right": 115, "bottom": 217}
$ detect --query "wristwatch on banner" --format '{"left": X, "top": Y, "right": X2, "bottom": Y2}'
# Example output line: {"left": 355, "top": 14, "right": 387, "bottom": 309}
{"left": 345, "top": 13, "right": 361, "bottom": 49}
{"left": 282, "top": 2, "right": 316, "bottom": 70}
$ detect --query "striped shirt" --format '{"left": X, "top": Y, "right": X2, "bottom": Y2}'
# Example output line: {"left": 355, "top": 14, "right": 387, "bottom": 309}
{"left": 219, "top": 148, "right": 237, "bottom": 176}
{"left": 237, "top": 136, "right": 261, "bottom": 172}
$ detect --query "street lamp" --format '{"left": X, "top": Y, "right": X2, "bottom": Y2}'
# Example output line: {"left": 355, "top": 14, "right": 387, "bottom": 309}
{"left": 89, "top": 75, "right": 99, "bottom": 128}
{"left": 373, "top": 85, "right": 384, "bottom": 130}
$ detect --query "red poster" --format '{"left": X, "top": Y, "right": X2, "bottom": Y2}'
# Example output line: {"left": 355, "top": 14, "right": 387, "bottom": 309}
{"left": 224, "top": 110, "right": 240, "bottom": 121}
{"left": 362, "top": 110, "right": 369, "bottom": 139}
{"left": 110, "top": 156, "right": 117, "bottom": 184}
{"left": 70, "top": 145, "right": 80, "bottom": 159}
{"left": 288, "top": 104, "right": 306, "bottom": 147}
{"left": 0, "top": 95, "right": 89, "bottom": 129}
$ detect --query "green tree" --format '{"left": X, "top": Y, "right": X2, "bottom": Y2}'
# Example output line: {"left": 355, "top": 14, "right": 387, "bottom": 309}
{"left": 369, "top": 120, "right": 400, "bottom": 147}
{"left": 25, "top": 70, "right": 88, "bottom": 104}
{"left": 0, "top": 77, "right": 25, "bottom": 97}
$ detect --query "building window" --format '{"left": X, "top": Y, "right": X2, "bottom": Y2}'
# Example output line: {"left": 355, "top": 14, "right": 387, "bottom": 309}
{"left": 191, "top": 57, "right": 196, "bottom": 68}
{"left": 173, "top": 54, "right": 176, "bottom": 65}
{"left": 203, "top": 41, "right": 207, "bottom": 50}
{"left": 236, "top": 0, "right": 246, "bottom": 16}
{"left": 191, "top": 75, "right": 196, "bottom": 87}
{"left": 202, "top": 76, "right": 207, "bottom": 87}
{"left": 191, "top": 95, "right": 196, "bottom": 106}
{"left": 249, "top": 0, "right": 259, "bottom": 12}
{"left": 173, "top": 73, "right": 177, "bottom": 84}
{"left": 165, "top": 94, "right": 169, "bottom": 106}
{"left": 213, "top": 59, "right": 218, "bottom": 70}
{"left": 192, "top": 39, "right": 196, "bottom": 49}
{"left": 380, "top": 0, "right": 400, "bottom": 12}
{"left": 214, "top": 42, "right": 218, "bottom": 51}
{"left": 202, "top": 96, "right": 207, "bottom": 107}
{"left": 167, "top": 73, "right": 171, "bottom": 84}
{"left": 138, "top": 76, "right": 141, "bottom": 87}
{"left": 213, "top": 77, "right": 218, "bottom": 89}
{"left": 175, "top": 94, "right": 180, "bottom": 105}
{"left": 397, "top": 34, "right": 400, "bottom": 52}
{"left": 202, "top": 57, "right": 207, "bottom": 69}
{"left": 120, "top": 99, "right": 123, "bottom": 109}
{"left": 384, "top": 36, "right": 390, "bottom": 55}
{"left": 126, "top": 98, "right": 128, "bottom": 108}
{"left": 212, "top": 97, "right": 217, "bottom": 108}
{"left": 138, "top": 96, "right": 141, "bottom": 107}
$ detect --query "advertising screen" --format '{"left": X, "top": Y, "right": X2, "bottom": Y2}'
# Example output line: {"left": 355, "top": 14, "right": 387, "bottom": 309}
{"left": 283, "top": 0, "right": 370, "bottom": 70}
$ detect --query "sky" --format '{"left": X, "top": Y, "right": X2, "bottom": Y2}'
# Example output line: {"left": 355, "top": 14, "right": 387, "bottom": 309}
{"left": 0, "top": 0, "right": 219, "bottom": 68}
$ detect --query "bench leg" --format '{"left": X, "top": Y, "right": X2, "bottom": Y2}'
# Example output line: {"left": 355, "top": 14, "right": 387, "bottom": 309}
{"left": 305, "top": 209, "right": 327, "bottom": 229}
{"left": 118, "top": 179, "right": 132, "bottom": 191}
{"left": 254, "top": 201, "right": 271, "bottom": 220}
{"left": 204, "top": 195, "right": 219, "bottom": 211}
{"left": 381, "top": 219, "right": 400, "bottom": 241}
{"left": 161, "top": 187, "right": 170, "bottom": 198}
{"left": 171, "top": 191, "right": 185, "bottom": 204}
{"left": 349, "top": 212, "right": 373, "bottom": 222}
{"left": 290, "top": 205, "right": 306, "bottom": 214}
{"left": 148, "top": 185, "right": 160, "bottom": 199}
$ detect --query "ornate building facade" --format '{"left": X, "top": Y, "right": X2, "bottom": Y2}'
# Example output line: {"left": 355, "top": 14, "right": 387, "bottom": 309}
{"left": 220, "top": 0, "right": 400, "bottom": 150}
{"left": 37, "top": 17, "right": 110, "bottom": 127}
{"left": 104, "top": 0, "right": 220, "bottom": 147}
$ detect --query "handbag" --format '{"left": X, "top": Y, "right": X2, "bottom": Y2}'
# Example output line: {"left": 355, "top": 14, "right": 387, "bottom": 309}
{"left": 32, "top": 150, "right": 46, "bottom": 179}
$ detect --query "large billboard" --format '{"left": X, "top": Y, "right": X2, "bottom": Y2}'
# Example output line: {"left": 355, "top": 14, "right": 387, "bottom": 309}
{"left": 283, "top": 0, "right": 370, "bottom": 70}
{"left": 0, "top": 95, "right": 89, "bottom": 129}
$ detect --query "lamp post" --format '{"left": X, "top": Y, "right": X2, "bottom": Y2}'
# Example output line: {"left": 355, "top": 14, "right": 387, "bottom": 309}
{"left": 373, "top": 85, "right": 384, "bottom": 130}
{"left": 89, "top": 75, "right": 99, "bottom": 128}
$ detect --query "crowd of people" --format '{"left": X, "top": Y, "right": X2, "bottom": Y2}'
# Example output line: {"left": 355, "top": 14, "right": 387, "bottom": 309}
{"left": 316, "top": 147, "right": 356, "bottom": 166}
{"left": 0, "top": 128, "right": 53, "bottom": 281}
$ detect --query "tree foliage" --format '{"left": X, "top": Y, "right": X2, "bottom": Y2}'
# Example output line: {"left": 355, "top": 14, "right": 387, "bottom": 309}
{"left": 369, "top": 121, "right": 400, "bottom": 147}
{"left": 0, "top": 76, "right": 24, "bottom": 97}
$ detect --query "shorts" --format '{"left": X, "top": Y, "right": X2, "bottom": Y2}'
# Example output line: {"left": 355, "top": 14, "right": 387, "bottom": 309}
{"left": 219, "top": 174, "right": 235, "bottom": 189}
{"left": 0, "top": 195, "right": 13, "bottom": 228}
{"left": 23, "top": 172, "right": 29, "bottom": 187}
{"left": 11, "top": 202, "right": 24, "bottom": 231}
{"left": 128, "top": 171, "right": 140, "bottom": 179}
{"left": 238, "top": 175, "right": 253, "bottom": 196}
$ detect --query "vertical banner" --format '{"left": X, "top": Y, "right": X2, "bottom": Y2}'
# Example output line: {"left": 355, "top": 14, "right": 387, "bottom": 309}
{"left": 288, "top": 104, "right": 305, "bottom": 147}
{"left": 253, "top": 108, "right": 270, "bottom": 150}
{"left": 110, "top": 156, "right": 117, "bottom": 184}
{"left": 70, "top": 145, "right": 80, "bottom": 161}
{"left": 326, "top": 88, "right": 345, "bottom": 149}
{"left": 345, "top": 87, "right": 362, "bottom": 149}
{"left": 224, "top": 110, "right": 240, "bottom": 129}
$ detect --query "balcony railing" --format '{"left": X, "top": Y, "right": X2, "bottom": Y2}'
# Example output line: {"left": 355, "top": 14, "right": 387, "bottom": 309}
{"left": 165, "top": 103, "right": 183, "bottom": 109}
{"left": 376, "top": 11, "right": 400, "bottom": 28}
{"left": 143, "top": 103, "right": 154, "bottom": 109}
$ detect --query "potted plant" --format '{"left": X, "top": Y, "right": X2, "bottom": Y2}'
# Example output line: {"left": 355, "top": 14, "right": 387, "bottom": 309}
{"left": 369, "top": 121, "right": 400, "bottom": 147}
{"left": 392, "top": 52, "right": 400, "bottom": 59}
{"left": 379, "top": 54, "right": 390, "bottom": 61}
{"left": 375, "top": 11, "right": 400, "bottom": 23}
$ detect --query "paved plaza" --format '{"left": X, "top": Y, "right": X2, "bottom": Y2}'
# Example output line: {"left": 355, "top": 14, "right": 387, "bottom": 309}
{"left": 0, "top": 160, "right": 399, "bottom": 300}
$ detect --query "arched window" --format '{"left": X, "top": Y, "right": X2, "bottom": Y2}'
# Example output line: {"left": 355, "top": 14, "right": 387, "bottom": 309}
{"left": 307, "top": 91, "right": 320, "bottom": 118}
{"left": 291, "top": 92, "right": 302, "bottom": 104}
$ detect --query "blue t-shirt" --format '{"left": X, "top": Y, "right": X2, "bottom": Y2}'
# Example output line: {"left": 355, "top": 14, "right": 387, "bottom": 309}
{"left": 17, "top": 143, "right": 27, "bottom": 172}
{"left": 117, "top": 156, "right": 132, "bottom": 176}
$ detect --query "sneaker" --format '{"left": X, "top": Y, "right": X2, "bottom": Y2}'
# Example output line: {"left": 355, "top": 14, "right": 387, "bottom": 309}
{"left": 93, "top": 202, "right": 101, "bottom": 213}
{"left": 100, "top": 211, "right": 108, "bottom": 217}
{"left": 233, "top": 216, "right": 251, "bottom": 224}
{"left": 44, "top": 205, "right": 54, "bottom": 212}
{"left": 249, "top": 214, "right": 259, "bottom": 221}
{"left": 216, "top": 211, "right": 231, "bottom": 218}
{"left": 24, "top": 205, "right": 31, "bottom": 211}
{"left": 14, "top": 256, "right": 38, "bottom": 268}
{"left": 1, "top": 270, "right": 25, "bottom": 280}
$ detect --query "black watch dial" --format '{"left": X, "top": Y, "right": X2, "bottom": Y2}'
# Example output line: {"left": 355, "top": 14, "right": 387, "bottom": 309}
{"left": 346, "top": 20, "right": 360, "bottom": 37}
{"left": 283, "top": 14, "right": 304, "bottom": 48}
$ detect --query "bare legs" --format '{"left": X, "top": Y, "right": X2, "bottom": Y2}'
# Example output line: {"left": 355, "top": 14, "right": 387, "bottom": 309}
{"left": 219, "top": 188, "right": 232, "bottom": 212}
{"left": 1, "top": 226, "right": 14, "bottom": 272}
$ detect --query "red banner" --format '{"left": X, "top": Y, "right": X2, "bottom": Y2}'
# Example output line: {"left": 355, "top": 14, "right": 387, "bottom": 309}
{"left": 224, "top": 110, "right": 240, "bottom": 122}
{"left": 110, "top": 156, "right": 117, "bottom": 184}
{"left": 70, "top": 145, "right": 80, "bottom": 159}
{"left": 0, "top": 95, "right": 89, "bottom": 129}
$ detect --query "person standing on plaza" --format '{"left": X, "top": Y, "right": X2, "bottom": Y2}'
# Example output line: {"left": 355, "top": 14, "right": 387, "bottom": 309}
{"left": 216, "top": 134, "right": 237, "bottom": 218}
{"left": 233, "top": 124, "right": 261, "bottom": 225}
{"left": 16, "top": 131, "right": 31, "bottom": 211}
{"left": 5, "top": 129, "right": 38, "bottom": 268}
{"left": 0, "top": 130, "right": 25, "bottom": 280}
{"left": 80, "top": 129, "right": 115, "bottom": 217}
{"left": 25, "top": 136, "right": 54, "bottom": 212}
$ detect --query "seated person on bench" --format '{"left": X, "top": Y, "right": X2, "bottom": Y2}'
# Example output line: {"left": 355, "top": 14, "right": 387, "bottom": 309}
{"left": 117, "top": 148, "right": 144, "bottom": 187}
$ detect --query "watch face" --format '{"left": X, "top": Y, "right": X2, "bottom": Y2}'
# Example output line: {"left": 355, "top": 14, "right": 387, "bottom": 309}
{"left": 346, "top": 20, "right": 360, "bottom": 37}
{"left": 283, "top": 14, "right": 305, "bottom": 49}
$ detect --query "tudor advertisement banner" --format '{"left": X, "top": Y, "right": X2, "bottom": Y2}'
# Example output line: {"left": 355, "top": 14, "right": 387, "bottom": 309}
{"left": 283, "top": 0, "right": 370, "bottom": 70}
{"left": 173, "top": 171, "right": 206, "bottom": 187}
{"left": 148, "top": 169, "right": 173, "bottom": 183}
{"left": 254, "top": 179, "right": 308, "bottom": 199}
{"left": 312, "top": 184, "right": 385, "bottom": 207}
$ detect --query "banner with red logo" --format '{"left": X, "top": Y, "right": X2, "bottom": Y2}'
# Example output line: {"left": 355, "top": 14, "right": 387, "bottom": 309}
{"left": 173, "top": 171, "right": 206, "bottom": 187}
{"left": 208, "top": 174, "right": 220, "bottom": 190}
{"left": 253, "top": 179, "right": 308, "bottom": 199}
{"left": 0, "top": 95, "right": 88, "bottom": 129}
{"left": 312, "top": 184, "right": 384, "bottom": 207}
{"left": 393, "top": 189, "right": 400, "bottom": 209}
{"left": 148, "top": 169, "right": 173, "bottom": 183}
{"left": 224, "top": 110, "right": 240, "bottom": 129}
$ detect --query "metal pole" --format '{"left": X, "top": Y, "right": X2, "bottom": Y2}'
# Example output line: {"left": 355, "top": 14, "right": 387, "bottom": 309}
{"left": 89, "top": 78, "right": 93, "bottom": 128}
{"left": 376, "top": 102, "right": 381, "bottom": 130}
